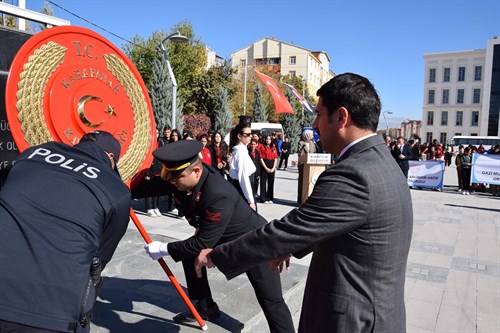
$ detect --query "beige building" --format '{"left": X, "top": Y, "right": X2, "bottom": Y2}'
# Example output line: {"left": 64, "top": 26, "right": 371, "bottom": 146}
{"left": 231, "top": 37, "right": 335, "bottom": 97}
{"left": 421, "top": 37, "right": 500, "bottom": 144}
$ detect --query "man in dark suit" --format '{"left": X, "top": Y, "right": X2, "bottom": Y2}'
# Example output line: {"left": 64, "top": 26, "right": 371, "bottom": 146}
{"left": 392, "top": 135, "right": 413, "bottom": 178}
{"left": 196, "top": 73, "right": 413, "bottom": 333}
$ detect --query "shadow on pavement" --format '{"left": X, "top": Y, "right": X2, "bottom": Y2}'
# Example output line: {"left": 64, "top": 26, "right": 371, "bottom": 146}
{"left": 92, "top": 277, "right": 243, "bottom": 333}
{"left": 444, "top": 203, "right": 500, "bottom": 212}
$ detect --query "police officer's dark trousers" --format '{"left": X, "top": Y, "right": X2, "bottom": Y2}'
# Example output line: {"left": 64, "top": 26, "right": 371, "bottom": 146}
{"left": 182, "top": 258, "right": 295, "bottom": 333}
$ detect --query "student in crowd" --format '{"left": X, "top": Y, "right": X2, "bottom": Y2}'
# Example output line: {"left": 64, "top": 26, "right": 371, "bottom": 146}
{"left": 455, "top": 145, "right": 464, "bottom": 192}
{"left": 228, "top": 123, "right": 257, "bottom": 210}
{"left": 259, "top": 135, "right": 279, "bottom": 204}
{"left": 209, "top": 131, "right": 229, "bottom": 178}
{"left": 196, "top": 133, "right": 212, "bottom": 165}
{"left": 460, "top": 146, "right": 473, "bottom": 195}
{"left": 248, "top": 138, "right": 261, "bottom": 202}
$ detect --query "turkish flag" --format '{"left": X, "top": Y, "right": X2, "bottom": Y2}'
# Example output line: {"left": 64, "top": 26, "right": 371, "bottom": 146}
{"left": 282, "top": 82, "right": 315, "bottom": 113}
{"left": 255, "top": 71, "right": 294, "bottom": 114}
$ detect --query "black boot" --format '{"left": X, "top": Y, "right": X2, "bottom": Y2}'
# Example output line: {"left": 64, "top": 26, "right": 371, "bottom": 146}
{"left": 173, "top": 301, "right": 220, "bottom": 323}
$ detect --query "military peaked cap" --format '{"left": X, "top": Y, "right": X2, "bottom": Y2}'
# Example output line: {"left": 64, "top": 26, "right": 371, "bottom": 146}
{"left": 153, "top": 140, "right": 203, "bottom": 180}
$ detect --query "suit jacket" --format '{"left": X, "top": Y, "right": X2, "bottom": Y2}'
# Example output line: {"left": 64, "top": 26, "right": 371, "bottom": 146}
{"left": 392, "top": 143, "right": 412, "bottom": 172}
{"left": 211, "top": 134, "right": 413, "bottom": 333}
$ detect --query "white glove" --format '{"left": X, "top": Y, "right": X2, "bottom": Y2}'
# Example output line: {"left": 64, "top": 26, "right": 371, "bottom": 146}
{"left": 144, "top": 241, "right": 169, "bottom": 260}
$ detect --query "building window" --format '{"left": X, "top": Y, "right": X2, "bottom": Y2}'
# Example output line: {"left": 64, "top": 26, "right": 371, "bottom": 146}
{"left": 426, "top": 132, "right": 433, "bottom": 144}
{"left": 458, "top": 66, "right": 465, "bottom": 81}
{"left": 440, "top": 133, "right": 447, "bottom": 145}
{"left": 441, "top": 111, "right": 448, "bottom": 125}
{"left": 289, "top": 56, "right": 296, "bottom": 65}
{"left": 429, "top": 68, "right": 436, "bottom": 82}
{"left": 474, "top": 66, "right": 482, "bottom": 81}
{"left": 443, "top": 67, "right": 450, "bottom": 82}
{"left": 473, "top": 89, "right": 480, "bottom": 103}
{"left": 427, "top": 111, "right": 434, "bottom": 125}
{"left": 457, "top": 89, "right": 464, "bottom": 104}
{"left": 289, "top": 70, "right": 296, "bottom": 77}
{"left": 442, "top": 89, "right": 449, "bottom": 104}
{"left": 456, "top": 111, "right": 463, "bottom": 126}
{"left": 240, "top": 59, "right": 246, "bottom": 67}
{"left": 471, "top": 133, "right": 478, "bottom": 136}
{"left": 455, "top": 132, "right": 462, "bottom": 136}
{"left": 428, "top": 90, "right": 435, "bottom": 104}
{"left": 471, "top": 111, "right": 479, "bottom": 126}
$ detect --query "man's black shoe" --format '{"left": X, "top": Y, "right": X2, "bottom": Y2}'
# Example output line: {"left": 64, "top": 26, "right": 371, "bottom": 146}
{"left": 173, "top": 302, "right": 220, "bottom": 323}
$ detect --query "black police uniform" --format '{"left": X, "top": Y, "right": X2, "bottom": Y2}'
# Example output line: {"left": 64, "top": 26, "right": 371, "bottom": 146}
{"left": 0, "top": 141, "right": 131, "bottom": 332}
{"left": 164, "top": 164, "right": 294, "bottom": 333}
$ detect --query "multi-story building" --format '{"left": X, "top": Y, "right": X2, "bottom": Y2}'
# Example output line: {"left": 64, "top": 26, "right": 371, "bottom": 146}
{"left": 421, "top": 37, "right": 500, "bottom": 145}
{"left": 231, "top": 37, "right": 335, "bottom": 97}
{"left": 205, "top": 46, "right": 223, "bottom": 70}
{"left": 401, "top": 119, "right": 422, "bottom": 140}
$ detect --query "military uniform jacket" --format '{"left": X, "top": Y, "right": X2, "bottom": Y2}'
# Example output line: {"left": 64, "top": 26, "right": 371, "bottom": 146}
{"left": 167, "top": 165, "right": 266, "bottom": 262}
{"left": 0, "top": 141, "right": 131, "bottom": 332}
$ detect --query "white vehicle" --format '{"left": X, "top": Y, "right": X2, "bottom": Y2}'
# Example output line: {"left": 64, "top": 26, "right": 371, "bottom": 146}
{"left": 250, "top": 122, "right": 283, "bottom": 137}
{"left": 448, "top": 135, "right": 500, "bottom": 151}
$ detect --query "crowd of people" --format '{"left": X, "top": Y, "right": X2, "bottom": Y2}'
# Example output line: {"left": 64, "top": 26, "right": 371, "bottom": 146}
{"left": 143, "top": 124, "right": 299, "bottom": 216}
{"left": 385, "top": 135, "right": 500, "bottom": 196}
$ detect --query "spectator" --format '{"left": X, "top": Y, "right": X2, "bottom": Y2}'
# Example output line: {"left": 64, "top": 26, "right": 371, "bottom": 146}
{"left": 248, "top": 138, "right": 261, "bottom": 202}
{"left": 455, "top": 145, "right": 464, "bottom": 192}
{"left": 392, "top": 136, "right": 412, "bottom": 179}
{"left": 259, "top": 135, "right": 279, "bottom": 204}
{"left": 297, "top": 129, "right": 316, "bottom": 203}
{"left": 196, "top": 133, "right": 212, "bottom": 165}
{"left": 278, "top": 136, "right": 291, "bottom": 170}
{"left": 460, "top": 147, "right": 473, "bottom": 195}
{"left": 208, "top": 131, "right": 229, "bottom": 178}
{"left": 145, "top": 129, "right": 163, "bottom": 217}
{"left": 228, "top": 123, "right": 257, "bottom": 210}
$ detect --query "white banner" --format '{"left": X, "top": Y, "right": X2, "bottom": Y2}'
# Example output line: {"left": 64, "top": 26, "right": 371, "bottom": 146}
{"left": 408, "top": 161, "right": 445, "bottom": 189}
{"left": 471, "top": 154, "right": 500, "bottom": 185}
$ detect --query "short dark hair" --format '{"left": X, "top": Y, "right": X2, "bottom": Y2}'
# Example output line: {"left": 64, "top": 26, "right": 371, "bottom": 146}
{"left": 316, "top": 73, "right": 381, "bottom": 132}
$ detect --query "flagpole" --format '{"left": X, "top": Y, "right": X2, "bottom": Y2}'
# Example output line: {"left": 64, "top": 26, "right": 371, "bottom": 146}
{"left": 302, "top": 78, "right": 305, "bottom": 125}
{"left": 243, "top": 54, "right": 248, "bottom": 115}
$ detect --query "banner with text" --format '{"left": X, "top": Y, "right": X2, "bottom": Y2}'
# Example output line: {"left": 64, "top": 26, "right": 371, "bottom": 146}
{"left": 408, "top": 160, "right": 445, "bottom": 189}
{"left": 471, "top": 154, "right": 500, "bottom": 185}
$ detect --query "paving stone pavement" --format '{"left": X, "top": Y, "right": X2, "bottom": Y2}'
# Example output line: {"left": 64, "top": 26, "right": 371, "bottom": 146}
{"left": 90, "top": 155, "right": 499, "bottom": 333}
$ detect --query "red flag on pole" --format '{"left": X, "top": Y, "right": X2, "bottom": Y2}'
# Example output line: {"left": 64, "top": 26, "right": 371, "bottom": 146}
{"left": 254, "top": 70, "right": 294, "bottom": 114}
{"left": 282, "top": 82, "right": 315, "bottom": 113}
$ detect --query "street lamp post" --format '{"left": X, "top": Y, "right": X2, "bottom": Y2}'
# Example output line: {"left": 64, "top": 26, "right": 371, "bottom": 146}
{"left": 159, "top": 31, "right": 189, "bottom": 129}
{"left": 383, "top": 110, "right": 393, "bottom": 136}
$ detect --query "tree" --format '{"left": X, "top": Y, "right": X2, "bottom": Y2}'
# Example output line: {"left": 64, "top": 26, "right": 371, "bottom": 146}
{"left": 191, "top": 60, "right": 236, "bottom": 123}
{"left": 252, "top": 84, "right": 267, "bottom": 123}
{"left": 38, "top": 1, "right": 53, "bottom": 31}
{"left": 122, "top": 21, "right": 207, "bottom": 115}
{"left": 213, "top": 86, "right": 233, "bottom": 137}
{"left": 149, "top": 54, "right": 173, "bottom": 131}
{"left": 281, "top": 90, "right": 301, "bottom": 153}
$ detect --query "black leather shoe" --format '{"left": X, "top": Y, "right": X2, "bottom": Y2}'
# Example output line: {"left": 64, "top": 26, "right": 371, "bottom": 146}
{"left": 173, "top": 302, "right": 220, "bottom": 323}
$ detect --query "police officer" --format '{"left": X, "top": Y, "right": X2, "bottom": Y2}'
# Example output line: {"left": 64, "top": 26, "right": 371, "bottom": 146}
{"left": 0, "top": 131, "right": 131, "bottom": 332}
{"left": 144, "top": 140, "right": 295, "bottom": 333}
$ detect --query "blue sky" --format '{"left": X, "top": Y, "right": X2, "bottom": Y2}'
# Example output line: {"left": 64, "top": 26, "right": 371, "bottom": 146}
{"left": 24, "top": 0, "right": 500, "bottom": 125}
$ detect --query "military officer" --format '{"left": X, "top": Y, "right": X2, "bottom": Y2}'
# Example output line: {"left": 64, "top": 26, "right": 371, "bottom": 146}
{"left": 144, "top": 140, "right": 295, "bottom": 333}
